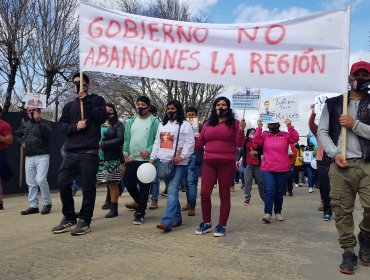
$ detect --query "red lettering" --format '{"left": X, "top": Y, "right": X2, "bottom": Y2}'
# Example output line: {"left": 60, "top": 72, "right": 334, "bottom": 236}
{"left": 139, "top": 47, "right": 150, "bottom": 69}
{"left": 122, "top": 46, "right": 137, "bottom": 69}
{"left": 151, "top": 48, "right": 162, "bottom": 68}
{"left": 311, "top": 55, "right": 325, "bottom": 73}
{"left": 265, "top": 53, "right": 277, "bottom": 74}
{"left": 88, "top": 17, "right": 104, "bottom": 39}
{"left": 221, "top": 53, "right": 236, "bottom": 75}
{"left": 148, "top": 23, "right": 160, "bottom": 42}
{"left": 106, "top": 20, "right": 121, "bottom": 38}
{"left": 96, "top": 45, "right": 109, "bottom": 66}
{"left": 140, "top": 21, "right": 146, "bottom": 40}
{"left": 124, "top": 19, "right": 138, "bottom": 38}
{"left": 163, "top": 24, "right": 175, "bottom": 43}
{"left": 193, "top": 28, "right": 208, "bottom": 43}
{"left": 211, "top": 51, "right": 219, "bottom": 74}
{"left": 108, "top": 46, "right": 119, "bottom": 68}
{"left": 177, "top": 50, "right": 189, "bottom": 70}
{"left": 237, "top": 27, "right": 259, "bottom": 43}
{"left": 188, "top": 51, "right": 200, "bottom": 71}
{"left": 163, "top": 49, "right": 177, "bottom": 69}
{"left": 265, "top": 24, "right": 285, "bottom": 45}
{"left": 277, "top": 54, "right": 289, "bottom": 73}
{"left": 177, "top": 26, "right": 192, "bottom": 43}
{"left": 84, "top": 48, "right": 95, "bottom": 66}
{"left": 250, "top": 52, "right": 264, "bottom": 74}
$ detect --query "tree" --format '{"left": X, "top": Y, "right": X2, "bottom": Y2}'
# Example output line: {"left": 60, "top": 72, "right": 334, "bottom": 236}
{"left": 0, "top": 0, "right": 36, "bottom": 112}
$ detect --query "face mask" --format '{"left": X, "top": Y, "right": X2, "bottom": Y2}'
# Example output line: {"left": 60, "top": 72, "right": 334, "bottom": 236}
{"left": 75, "top": 84, "right": 87, "bottom": 94}
{"left": 137, "top": 107, "right": 149, "bottom": 116}
{"left": 108, "top": 113, "right": 115, "bottom": 120}
{"left": 353, "top": 78, "right": 370, "bottom": 94}
{"left": 167, "top": 111, "right": 177, "bottom": 120}
{"left": 217, "top": 108, "right": 229, "bottom": 117}
{"left": 249, "top": 135, "right": 254, "bottom": 140}
{"left": 269, "top": 126, "right": 280, "bottom": 134}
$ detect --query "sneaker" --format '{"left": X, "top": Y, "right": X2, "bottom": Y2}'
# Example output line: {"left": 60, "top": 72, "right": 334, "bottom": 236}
{"left": 323, "top": 213, "right": 332, "bottom": 221}
{"left": 41, "top": 204, "right": 52, "bottom": 215}
{"left": 358, "top": 232, "right": 370, "bottom": 265}
{"left": 214, "top": 224, "right": 226, "bottom": 237}
{"left": 133, "top": 216, "right": 144, "bottom": 225}
{"left": 339, "top": 251, "right": 358, "bottom": 274}
{"left": 275, "top": 213, "right": 284, "bottom": 221}
{"left": 262, "top": 214, "right": 272, "bottom": 223}
{"left": 70, "top": 219, "right": 91, "bottom": 236}
{"left": 195, "top": 222, "right": 212, "bottom": 235}
{"left": 288, "top": 191, "right": 293, "bottom": 196}
{"left": 51, "top": 217, "right": 77, "bottom": 234}
{"left": 20, "top": 207, "right": 39, "bottom": 215}
{"left": 294, "top": 183, "right": 299, "bottom": 188}
{"left": 160, "top": 191, "right": 167, "bottom": 197}
{"left": 125, "top": 201, "right": 138, "bottom": 211}
{"left": 243, "top": 197, "right": 250, "bottom": 206}
{"left": 149, "top": 200, "right": 158, "bottom": 210}
{"left": 308, "top": 187, "right": 313, "bottom": 193}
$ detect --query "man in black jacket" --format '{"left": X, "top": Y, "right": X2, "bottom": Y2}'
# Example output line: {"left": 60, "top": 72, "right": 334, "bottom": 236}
{"left": 16, "top": 107, "right": 53, "bottom": 215}
{"left": 52, "top": 73, "right": 107, "bottom": 236}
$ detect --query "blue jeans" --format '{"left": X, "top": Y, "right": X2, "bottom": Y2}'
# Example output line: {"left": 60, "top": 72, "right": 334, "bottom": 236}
{"left": 184, "top": 155, "right": 201, "bottom": 205}
{"left": 161, "top": 165, "right": 186, "bottom": 230}
{"left": 25, "top": 155, "right": 51, "bottom": 208}
{"left": 151, "top": 173, "right": 160, "bottom": 201}
{"left": 304, "top": 164, "right": 314, "bottom": 188}
{"left": 262, "top": 171, "right": 288, "bottom": 214}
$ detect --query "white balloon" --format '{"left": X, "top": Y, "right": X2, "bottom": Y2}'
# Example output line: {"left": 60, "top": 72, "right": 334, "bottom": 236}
{"left": 137, "top": 163, "right": 157, "bottom": 183}
{"left": 310, "top": 159, "right": 317, "bottom": 169}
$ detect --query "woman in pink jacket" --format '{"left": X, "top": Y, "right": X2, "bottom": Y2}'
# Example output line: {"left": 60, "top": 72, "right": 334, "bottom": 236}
{"left": 253, "top": 119, "right": 299, "bottom": 223}
{"left": 194, "top": 96, "right": 246, "bottom": 237}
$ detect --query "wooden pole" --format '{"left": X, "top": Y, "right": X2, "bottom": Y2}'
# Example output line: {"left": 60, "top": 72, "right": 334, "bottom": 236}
{"left": 341, "top": 92, "right": 348, "bottom": 159}
{"left": 79, "top": 72, "right": 84, "bottom": 121}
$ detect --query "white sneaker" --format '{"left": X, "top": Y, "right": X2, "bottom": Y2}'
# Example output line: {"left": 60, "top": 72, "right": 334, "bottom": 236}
{"left": 262, "top": 214, "right": 272, "bottom": 223}
{"left": 275, "top": 213, "right": 284, "bottom": 221}
{"left": 294, "top": 184, "right": 299, "bottom": 188}
{"left": 308, "top": 187, "right": 313, "bottom": 193}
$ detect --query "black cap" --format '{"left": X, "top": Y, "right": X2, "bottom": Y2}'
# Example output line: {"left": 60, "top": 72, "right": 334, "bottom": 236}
{"left": 137, "top": 96, "right": 151, "bottom": 106}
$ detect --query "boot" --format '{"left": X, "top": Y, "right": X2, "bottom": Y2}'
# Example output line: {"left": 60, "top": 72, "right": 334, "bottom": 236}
{"left": 182, "top": 204, "right": 190, "bottom": 211}
{"left": 105, "top": 202, "right": 118, "bottom": 218}
{"left": 149, "top": 200, "right": 158, "bottom": 210}
{"left": 188, "top": 204, "right": 195, "bottom": 216}
{"left": 102, "top": 187, "right": 111, "bottom": 210}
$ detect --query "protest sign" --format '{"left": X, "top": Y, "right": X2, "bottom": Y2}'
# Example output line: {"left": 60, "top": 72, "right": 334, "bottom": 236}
{"left": 232, "top": 88, "right": 260, "bottom": 110}
{"left": 187, "top": 117, "right": 200, "bottom": 135}
{"left": 23, "top": 93, "right": 46, "bottom": 109}
{"left": 259, "top": 95, "right": 298, "bottom": 122}
{"left": 79, "top": 4, "right": 350, "bottom": 93}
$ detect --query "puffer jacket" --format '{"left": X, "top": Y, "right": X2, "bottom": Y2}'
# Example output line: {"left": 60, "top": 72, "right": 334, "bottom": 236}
{"left": 16, "top": 119, "right": 53, "bottom": 156}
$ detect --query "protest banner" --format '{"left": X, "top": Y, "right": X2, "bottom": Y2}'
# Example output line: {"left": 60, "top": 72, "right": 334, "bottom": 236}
{"left": 79, "top": 3, "right": 350, "bottom": 93}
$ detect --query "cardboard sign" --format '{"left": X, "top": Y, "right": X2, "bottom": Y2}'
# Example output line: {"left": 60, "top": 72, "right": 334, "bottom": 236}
{"left": 187, "top": 117, "right": 199, "bottom": 135}
{"left": 80, "top": 4, "right": 349, "bottom": 93}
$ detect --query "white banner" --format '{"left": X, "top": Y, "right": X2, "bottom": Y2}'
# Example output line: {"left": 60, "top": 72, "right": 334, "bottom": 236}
{"left": 80, "top": 4, "right": 350, "bottom": 93}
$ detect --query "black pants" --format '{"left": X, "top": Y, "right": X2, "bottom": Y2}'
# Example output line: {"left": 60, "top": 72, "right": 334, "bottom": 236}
{"left": 286, "top": 166, "right": 293, "bottom": 194}
{"left": 317, "top": 158, "right": 332, "bottom": 214}
{"left": 124, "top": 161, "right": 152, "bottom": 218}
{"left": 58, "top": 152, "right": 99, "bottom": 224}
{"left": 293, "top": 165, "right": 304, "bottom": 184}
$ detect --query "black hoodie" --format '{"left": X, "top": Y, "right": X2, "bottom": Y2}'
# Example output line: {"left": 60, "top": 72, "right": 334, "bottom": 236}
{"left": 58, "top": 94, "right": 107, "bottom": 152}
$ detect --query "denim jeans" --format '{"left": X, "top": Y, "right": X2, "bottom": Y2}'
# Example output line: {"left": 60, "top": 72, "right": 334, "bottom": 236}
{"left": 160, "top": 165, "right": 186, "bottom": 230}
{"left": 151, "top": 173, "right": 160, "bottom": 201}
{"left": 262, "top": 171, "right": 289, "bottom": 214}
{"left": 304, "top": 164, "right": 314, "bottom": 188}
{"left": 184, "top": 155, "right": 201, "bottom": 205}
{"left": 25, "top": 155, "right": 51, "bottom": 208}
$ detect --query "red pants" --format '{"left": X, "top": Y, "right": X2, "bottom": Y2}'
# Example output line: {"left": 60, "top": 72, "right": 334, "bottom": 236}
{"left": 200, "top": 159, "right": 235, "bottom": 227}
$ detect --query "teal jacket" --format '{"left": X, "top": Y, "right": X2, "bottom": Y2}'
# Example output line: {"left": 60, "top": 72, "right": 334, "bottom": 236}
{"left": 123, "top": 114, "right": 160, "bottom": 160}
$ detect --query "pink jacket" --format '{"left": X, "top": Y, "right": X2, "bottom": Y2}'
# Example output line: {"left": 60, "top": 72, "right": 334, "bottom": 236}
{"left": 195, "top": 120, "right": 245, "bottom": 161}
{"left": 253, "top": 126, "right": 299, "bottom": 172}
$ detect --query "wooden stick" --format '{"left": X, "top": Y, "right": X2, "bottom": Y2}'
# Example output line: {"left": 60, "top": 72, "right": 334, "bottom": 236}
{"left": 79, "top": 72, "right": 84, "bottom": 121}
{"left": 341, "top": 92, "right": 348, "bottom": 159}
{"left": 242, "top": 109, "right": 246, "bottom": 119}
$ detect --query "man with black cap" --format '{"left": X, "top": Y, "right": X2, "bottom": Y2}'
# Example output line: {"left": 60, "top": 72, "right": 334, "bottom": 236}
{"left": 123, "top": 96, "right": 160, "bottom": 224}
{"left": 318, "top": 61, "right": 370, "bottom": 274}
{"left": 51, "top": 73, "right": 107, "bottom": 236}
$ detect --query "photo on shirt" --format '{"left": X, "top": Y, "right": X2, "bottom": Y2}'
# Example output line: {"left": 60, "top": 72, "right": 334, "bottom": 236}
{"left": 160, "top": 132, "right": 174, "bottom": 149}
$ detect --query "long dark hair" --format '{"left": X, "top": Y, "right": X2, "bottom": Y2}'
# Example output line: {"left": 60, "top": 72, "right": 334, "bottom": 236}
{"left": 208, "top": 96, "right": 235, "bottom": 127}
{"left": 106, "top": 102, "right": 118, "bottom": 124}
{"left": 246, "top": 128, "right": 256, "bottom": 142}
{"left": 162, "top": 100, "right": 186, "bottom": 125}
